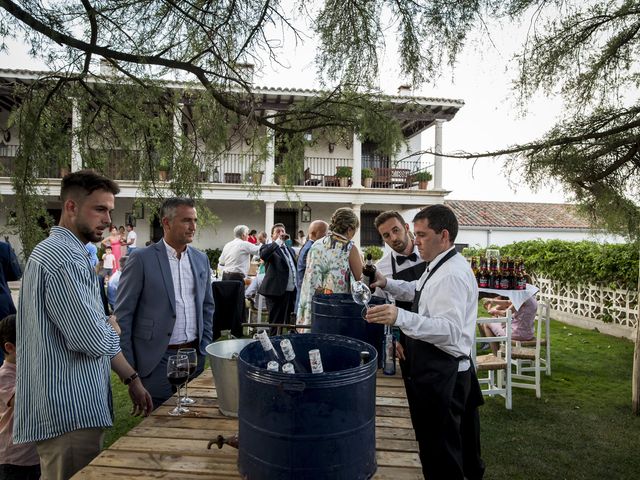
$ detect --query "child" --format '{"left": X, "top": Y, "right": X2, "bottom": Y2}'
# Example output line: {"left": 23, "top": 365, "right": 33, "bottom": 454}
{"left": 0, "top": 314, "right": 41, "bottom": 479}
{"left": 102, "top": 246, "right": 115, "bottom": 277}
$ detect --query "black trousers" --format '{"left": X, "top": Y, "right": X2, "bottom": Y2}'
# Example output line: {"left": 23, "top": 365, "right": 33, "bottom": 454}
{"left": 264, "top": 290, "right": 296, "bottom": 334}
{"left": 222, "top": 271, "right": 245, "bottom": 282}
{"left": 405, "top": 368, "right": 484, "bottom": 480}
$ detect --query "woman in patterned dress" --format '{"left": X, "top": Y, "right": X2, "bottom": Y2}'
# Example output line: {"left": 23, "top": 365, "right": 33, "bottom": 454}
{"left": 296, "top": 207, "right": 363, "bottom": 327}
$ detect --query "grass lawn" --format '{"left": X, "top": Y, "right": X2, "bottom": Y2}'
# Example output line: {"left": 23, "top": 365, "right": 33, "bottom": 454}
{"left": 105, "top": 320, "right": 640, "bottom": 479}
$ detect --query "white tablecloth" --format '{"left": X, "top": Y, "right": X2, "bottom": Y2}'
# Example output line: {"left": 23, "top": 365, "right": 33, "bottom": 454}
{"left": 478, "top": 283, "right": 539, "bottom": 310}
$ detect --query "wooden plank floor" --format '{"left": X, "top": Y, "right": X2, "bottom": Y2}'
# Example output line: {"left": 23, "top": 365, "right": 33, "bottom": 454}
{"left": 74, "top": 369, "right": 421, "bottom": 479}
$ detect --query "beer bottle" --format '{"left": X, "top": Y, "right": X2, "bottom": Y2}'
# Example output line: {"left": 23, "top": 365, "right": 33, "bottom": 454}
{"left": 362, "top": 254, "right": 377, "bottom": 288}
{"left": 478, "top": 261, "right": 489, "bottom": 288}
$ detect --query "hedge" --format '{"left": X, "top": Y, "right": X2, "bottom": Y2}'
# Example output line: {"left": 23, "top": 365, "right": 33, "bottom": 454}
{"left": 462, "top": 240, "right": 639, "bottom": 290}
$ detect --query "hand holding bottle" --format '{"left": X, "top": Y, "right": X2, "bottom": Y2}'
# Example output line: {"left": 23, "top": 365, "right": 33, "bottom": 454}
{"left": 364, "top": 303, "right": 398, "bottom": 326}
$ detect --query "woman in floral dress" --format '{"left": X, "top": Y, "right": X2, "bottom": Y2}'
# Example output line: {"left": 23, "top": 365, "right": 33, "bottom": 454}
{"left": 296, "top": 207, "right": 363, "bottom": 327}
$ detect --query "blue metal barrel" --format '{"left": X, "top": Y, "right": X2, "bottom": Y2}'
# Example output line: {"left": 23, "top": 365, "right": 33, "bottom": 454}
{"left": 237, "top": 333, "right": 378, "bottom": 480}
{"left": 311, "top": 293, "right": 385, "bottom": 367}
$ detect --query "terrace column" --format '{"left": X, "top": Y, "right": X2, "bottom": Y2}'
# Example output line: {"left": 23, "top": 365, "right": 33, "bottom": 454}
{"left": 265, "top": 110, "right": 276, "bottom": 185}
{"left": 434, "top": 119, "right": 444, "bottom": 190}
{"left": 70, "top": 98, "right": 82, "bottom": 172}
{"left": 173, "top": 103, "right": 183, "bottom": 166}
{"left": 351, "top": 133, "right": 363, "bottom": 188}
{"left": 352, "top": 203, "right": 362, "bottom": 248}
{"left": 265, "top": 201, "right": 275, "bottom": 234}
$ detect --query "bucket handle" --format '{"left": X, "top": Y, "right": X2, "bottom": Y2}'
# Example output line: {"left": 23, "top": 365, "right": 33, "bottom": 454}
{"left": 279, "top": 379, "right": 306, "bottom": 392}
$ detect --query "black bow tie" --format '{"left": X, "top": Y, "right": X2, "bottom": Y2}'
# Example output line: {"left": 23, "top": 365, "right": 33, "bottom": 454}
{"left": 396, "top": 252, "right": 418, "bottom": 265}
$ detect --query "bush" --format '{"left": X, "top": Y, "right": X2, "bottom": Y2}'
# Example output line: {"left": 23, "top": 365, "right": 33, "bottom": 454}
{"left": 363, "top": 245, "right": 384, "bottom": 261}
{"left": 205, "top": 248, "right": 222, "bottom": 269}
{"left": 413, "top": 170, "right": 432, "bottom": 182}
{"left": 463, "top": 240, "right": 639, "bottom": 289}
{"left": 336, "top": 166, "right": 352, "bottom": 178}
{"left": 361, "top": 168, "right": 374, "bottom": 179}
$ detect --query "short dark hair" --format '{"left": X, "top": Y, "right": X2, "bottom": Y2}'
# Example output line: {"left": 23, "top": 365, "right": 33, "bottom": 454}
{"left": 413, "top": 204, "right": 458, "bottom": 242}
{"left": 126, "top": 223, "right": 134, "bottom": 229}
{"left": 249, "top": 229, "right": 257, "bottom": 235}
{"left": 160, "top": 197, "right": 195, "bottom": 221}
{"left": 60, "top": 169, "right": 120, "bottom": 203}
{"left": 271, "top": 223, "right": 285, "bottom": 235}
{"left": 374, "top": 211, "right": 406, "bottom": 229}
{"left": 0, "top": 314, "right": 16, "bottom": 354}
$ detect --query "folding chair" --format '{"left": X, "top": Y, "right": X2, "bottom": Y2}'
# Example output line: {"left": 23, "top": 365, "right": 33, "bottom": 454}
{"left": 510, "top": 301, "right": 551, "bottom": 398}
{"left": 474, "top": 310, "right": 512, "bottom": 409}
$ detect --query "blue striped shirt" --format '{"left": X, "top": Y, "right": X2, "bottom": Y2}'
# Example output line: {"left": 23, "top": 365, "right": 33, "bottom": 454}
{"left": 14, "top": 227, "right": 121, "bottom": 444}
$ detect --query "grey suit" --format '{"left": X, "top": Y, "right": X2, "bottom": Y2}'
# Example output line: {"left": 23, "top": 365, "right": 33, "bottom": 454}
{"left": 115, "top": 240, "right": 215, "bottom": 407}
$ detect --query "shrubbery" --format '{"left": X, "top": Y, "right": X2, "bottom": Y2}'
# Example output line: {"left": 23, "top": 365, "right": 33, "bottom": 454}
{"left": 463, "top": 240, "right": 639, "bottom": 290}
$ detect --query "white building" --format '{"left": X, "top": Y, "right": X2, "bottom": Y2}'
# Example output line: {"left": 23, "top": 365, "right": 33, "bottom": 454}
{"left": 445, "top": 200, "right": 626, "bottom": 248}
{"left": 0, "top": 68, "right": 465, "bottom": 254}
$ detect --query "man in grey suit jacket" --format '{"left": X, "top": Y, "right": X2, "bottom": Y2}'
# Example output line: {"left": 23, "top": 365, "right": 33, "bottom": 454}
{"left": 115, "top": 198, "right": 215, "bottom": 409}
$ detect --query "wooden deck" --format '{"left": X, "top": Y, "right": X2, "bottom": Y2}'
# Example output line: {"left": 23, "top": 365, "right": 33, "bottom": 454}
{"left": 73, "top": 369, "right": 422, "bottom": 479}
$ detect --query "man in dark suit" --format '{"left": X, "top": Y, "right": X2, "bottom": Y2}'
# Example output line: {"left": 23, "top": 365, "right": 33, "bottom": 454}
{"left": 259, "top": 223, "right": 297, "bottom": 330}
{"left": 115, "top": 198, "right": 215, "bottom": 408}
{"left": 0, "top": 239, "right": 21, "bottom": 365}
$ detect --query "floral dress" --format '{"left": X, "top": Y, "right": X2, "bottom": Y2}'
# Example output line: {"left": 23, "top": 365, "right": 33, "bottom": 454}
{"left": 296, "top": 233, "right": 354, "bottom": 327}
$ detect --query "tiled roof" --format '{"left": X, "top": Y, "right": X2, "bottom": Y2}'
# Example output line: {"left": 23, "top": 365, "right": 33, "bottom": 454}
{"left": 444, "top": 200, "right": 593, "bottom": 230}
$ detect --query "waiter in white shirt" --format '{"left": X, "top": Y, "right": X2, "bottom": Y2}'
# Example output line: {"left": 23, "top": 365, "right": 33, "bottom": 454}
{"left": 366, "top": 204, "right": 484, "bottom": 480}
{"left": 374, "top": 211, "right": 427, "bottom": 375}
{"left": 219, "top": 225, "right": 262, "bottom": 281}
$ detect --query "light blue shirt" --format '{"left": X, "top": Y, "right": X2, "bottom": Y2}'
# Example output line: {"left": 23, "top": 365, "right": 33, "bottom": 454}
{"left": 14, "top": 226, "right": 121, "bottom": 443}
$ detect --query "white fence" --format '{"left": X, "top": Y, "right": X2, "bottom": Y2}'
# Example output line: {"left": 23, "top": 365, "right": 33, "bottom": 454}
{"left": 534, "top": 276, "right": 638, "bottom": 331}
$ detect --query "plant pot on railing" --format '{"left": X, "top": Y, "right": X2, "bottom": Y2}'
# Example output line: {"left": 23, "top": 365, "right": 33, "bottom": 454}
{"left": 413, "top": 170, "right": 432, "bottom": 190}
{"left": 158, "top": 159, "right": 171, "bottom": 181}
{"left": 362, "top": 168, "right": 374, "bottom": 188}
{"left": 248, "top": 172, "right": 263, "bottom": 184}
{"left": 336, "top": 166, "right": 352, "bottom": 188}
{"left": 274, "top": 164, "right": 288, "bottom": 185}
{"left": 59, "top": 165, "right": 70, "bottom": 178}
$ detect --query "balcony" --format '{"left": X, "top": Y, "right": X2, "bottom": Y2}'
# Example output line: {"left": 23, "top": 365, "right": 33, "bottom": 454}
{"left": 0, "top": 146, "right": 429, "bottom": 190}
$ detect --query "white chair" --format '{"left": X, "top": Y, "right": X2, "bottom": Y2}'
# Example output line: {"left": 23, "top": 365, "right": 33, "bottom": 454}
{"left": 474, "top": 310, "right": 512, "bottom": 410}
{"left": 510, "top": 301, "right": 551, "bottom": 398}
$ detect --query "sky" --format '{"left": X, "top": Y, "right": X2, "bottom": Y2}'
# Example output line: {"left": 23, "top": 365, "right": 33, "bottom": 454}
{"left": 0, "top": 7, "right": 571, "bottom": 204}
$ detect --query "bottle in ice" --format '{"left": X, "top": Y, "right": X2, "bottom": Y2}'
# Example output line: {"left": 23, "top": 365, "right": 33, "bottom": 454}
{"left": 382, "top": 325, "right": 396, "bottom": 375}
{"left": 360, "top": 351, "right": 371, "bottom": 365}
{"left": 279, "top": 338, "right": 308, "bottom": 373}
{"left": 362, "top": 253, "right": 377, "bottom": 288}
{"left": 309, "top": 348, "right": 324, "bottom": 374}
{"left": 282, "top": 363, "right": 295, "bottom": 374}
{"left": 267, "top": 361, "right": 279, "bottom": 372}
{"left": 256, "top": 330, "right": 281, "bottom": 366}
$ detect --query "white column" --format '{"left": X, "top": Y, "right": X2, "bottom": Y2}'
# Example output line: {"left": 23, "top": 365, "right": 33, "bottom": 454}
{"left": 434, "top": 119, "right": 444, "bottom": 190}
{"left": 70, "top": 98, "right": 82, "bottom": 171}
{"left": 265, "top": 201, "right": 275, "bottom": 234}
{"left": 173, "top": 102, "right": 183, "bottom": 165}
{"left": 352, "top": 203, "right": 362, "bottom": 249}
{"left": 351, "top": 133, "right": 362, "bottom": 188}
{"left": 264, "top": 110, "right": 276, "bottom": 185}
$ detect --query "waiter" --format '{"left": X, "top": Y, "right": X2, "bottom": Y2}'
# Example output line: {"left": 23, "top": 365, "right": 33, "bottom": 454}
{"left": 367, "top": 204, "right": 484, "bottom": 480}
{"left": 373, "top": 211, "right": 427, "bottom": 374}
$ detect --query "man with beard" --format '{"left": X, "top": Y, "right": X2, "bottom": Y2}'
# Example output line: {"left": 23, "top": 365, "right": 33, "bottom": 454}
{"left": 374, "top": 211, "right": 427, "bottom": 371}
{"left": 14, "top": 170, "right": 152, "bottom": 480}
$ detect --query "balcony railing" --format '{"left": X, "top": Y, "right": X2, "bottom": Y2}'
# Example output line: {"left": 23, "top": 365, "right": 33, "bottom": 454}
{"left": 0, "top": 146, "right": 429, "bottom": 189}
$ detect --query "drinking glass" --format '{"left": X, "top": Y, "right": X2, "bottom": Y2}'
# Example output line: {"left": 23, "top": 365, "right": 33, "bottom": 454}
{"left": 351, "top": 280, "right": 372, "bottom": 318}
{"left": 167, "top": 354, "right": 189, "bottom": 416}
{"left": 178, "top": 347, "right": 198, "bottom": 405}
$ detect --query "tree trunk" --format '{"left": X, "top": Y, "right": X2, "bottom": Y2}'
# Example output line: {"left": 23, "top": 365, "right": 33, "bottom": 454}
{"left": 633, "top": 245, "right": 640, "bottom": 415}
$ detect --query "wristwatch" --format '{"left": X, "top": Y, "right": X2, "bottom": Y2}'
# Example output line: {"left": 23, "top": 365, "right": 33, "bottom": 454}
{"left": 123, "top": 372, "right": 139, "bottom": 385}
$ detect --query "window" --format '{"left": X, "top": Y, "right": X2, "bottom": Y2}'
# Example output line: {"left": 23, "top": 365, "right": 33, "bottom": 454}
{"left": 361, "top": 211, "right": 383, "bottom": 246}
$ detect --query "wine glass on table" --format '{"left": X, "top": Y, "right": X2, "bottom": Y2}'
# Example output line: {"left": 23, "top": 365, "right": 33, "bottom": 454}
{"left": 178, "top": 347, "right": 198, "bottom": 406}
{"left": 167, "top": 354, "right": 189, "bottom": 416}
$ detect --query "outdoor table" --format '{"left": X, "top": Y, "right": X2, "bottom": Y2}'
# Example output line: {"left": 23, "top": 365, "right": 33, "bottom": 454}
{"left": 478, "top": 283, "right": 539, "bottom": 310}
{"left": 73, "top": 369, "right": 422, "bottom": 479}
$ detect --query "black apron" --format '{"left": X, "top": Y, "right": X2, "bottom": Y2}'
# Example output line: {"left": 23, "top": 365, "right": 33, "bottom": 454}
{"left": 403, "top": 249, "right": 485, "bottom": 479}
{"left": 390, "top": 253, "right": 427, "bottom": 377}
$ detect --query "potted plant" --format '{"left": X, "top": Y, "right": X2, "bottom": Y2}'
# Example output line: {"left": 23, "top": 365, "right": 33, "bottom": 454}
{"left": 361, "top": 168, "right": 374, "bottom": 188}
{"left": 274, "top": 164, "right": 287, "bottom": 185}
{"left": 413, "top": 170, "right": 432, "bottom": 190}
{"left": 158, "top": 158, "right": 171, "bottom": 181}
{"left": 336, "top": 166, "right": 352, "bottom": 187}
{"left": 249, "top": 171, "right": 264, "bottom": 184}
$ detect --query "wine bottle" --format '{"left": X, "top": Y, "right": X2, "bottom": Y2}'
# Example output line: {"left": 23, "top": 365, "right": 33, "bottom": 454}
{"left": 282, "top": 363, "right": 295, "bottom": 374}
{"left": 382, "top": 325, "right": 396, "bottom": 375}
{"left": 360, "top": 351, "right": 371, "bottom": 365}
{"left": 362, "top": 254, "right": 376, "bottom": 288}
{"left": 280, "top": 338, "right": 308, "bottom": 373}
{"left": 267, "top": 361, "right": 279, "bottom": 372}
{"left": 309, "top": 349, "right": 324, "bottom": 374}
{"left": 256, "top": 331, "right": 281, "bottom": 364}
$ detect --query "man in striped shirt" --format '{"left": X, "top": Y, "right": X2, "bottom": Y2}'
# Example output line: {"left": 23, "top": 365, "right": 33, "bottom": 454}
{"left": 14, "top": 170, "right": 153, "bottom": 480}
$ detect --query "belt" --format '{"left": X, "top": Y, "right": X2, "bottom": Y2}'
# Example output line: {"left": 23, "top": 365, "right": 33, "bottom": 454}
{"left": 167, "top": 340, "right": 198, "bottom": 350}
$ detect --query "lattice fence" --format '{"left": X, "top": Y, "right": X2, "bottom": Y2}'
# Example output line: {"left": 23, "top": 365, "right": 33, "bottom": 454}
{"left": 534, "top": 276, "right": 638, "bottom": 329}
